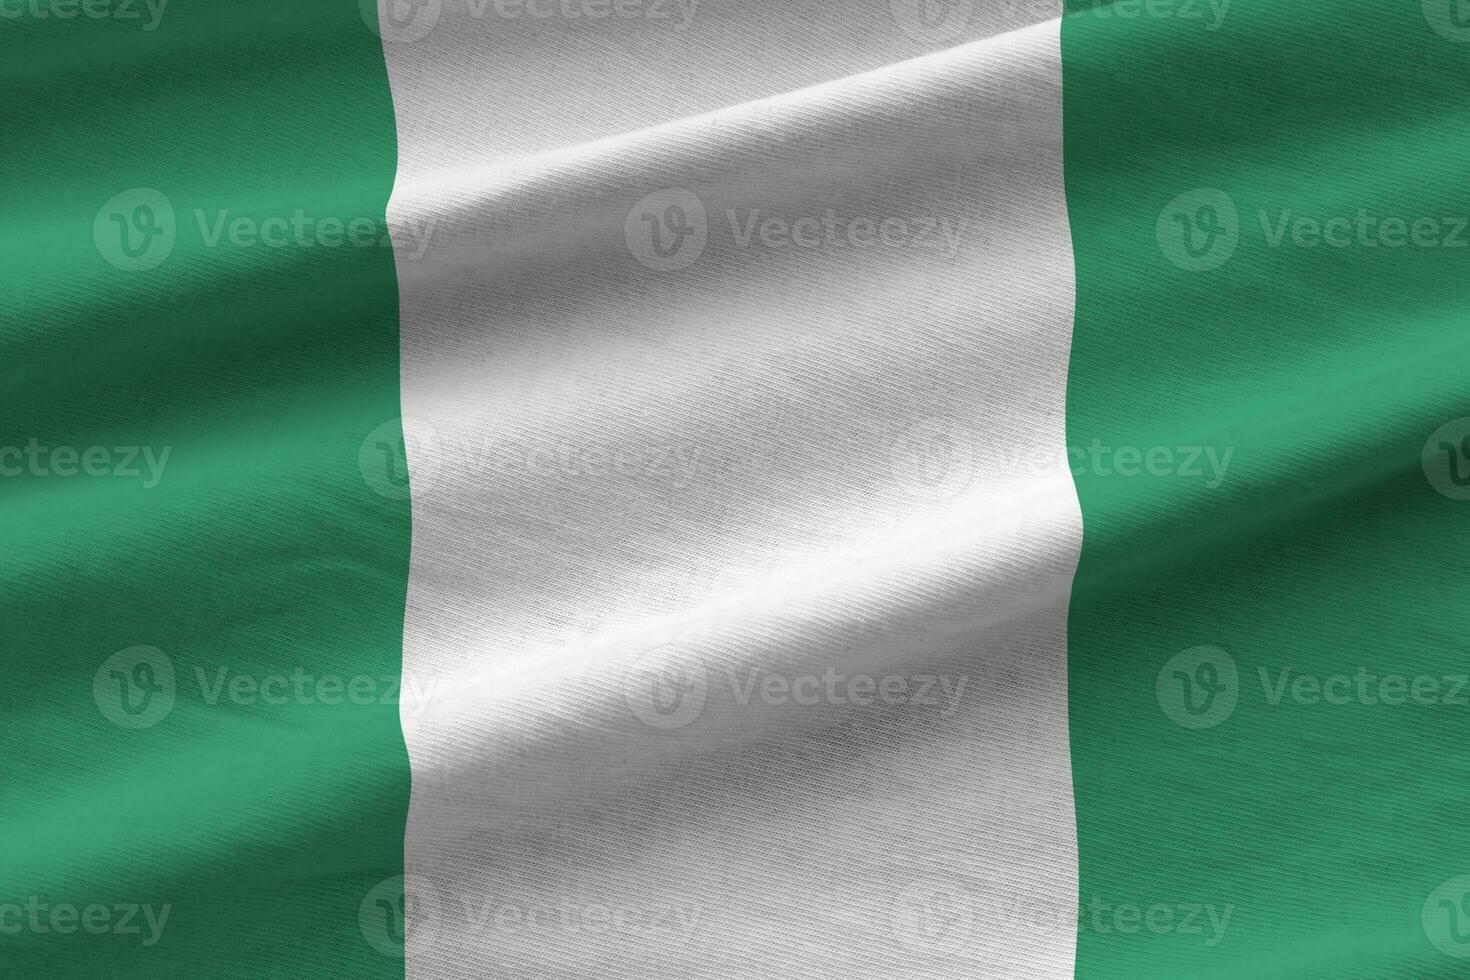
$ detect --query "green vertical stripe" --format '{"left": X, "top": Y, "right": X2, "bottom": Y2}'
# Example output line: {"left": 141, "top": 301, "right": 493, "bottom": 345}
{"left": 1, "top": 2, "right": 409, "bottom": 976}
{"left": 1063, "top": 0, "right": 1470, "bottom": 977}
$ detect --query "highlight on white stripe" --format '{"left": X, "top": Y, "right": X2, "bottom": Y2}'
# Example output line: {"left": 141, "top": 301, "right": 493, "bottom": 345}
{"left": 377, "top": 5, "right": 1080, "bottom": 976}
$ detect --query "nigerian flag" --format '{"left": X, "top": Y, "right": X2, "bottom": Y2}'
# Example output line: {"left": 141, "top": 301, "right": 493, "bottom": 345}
{"left": 6, "top": 0, "right": 1470, "bottom": 975}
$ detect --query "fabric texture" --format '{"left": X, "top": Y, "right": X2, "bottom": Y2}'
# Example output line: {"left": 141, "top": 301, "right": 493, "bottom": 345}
{"left": 385, "top": 11, "right": 1080, "bottom": 979}
{"left": 5, "top": 0, "right": 1470, "bottom": 977}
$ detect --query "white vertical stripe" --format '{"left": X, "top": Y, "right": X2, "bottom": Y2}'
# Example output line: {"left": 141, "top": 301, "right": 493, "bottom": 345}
{"left": 380, "top": 7, "right": 1080, "bottom": 977}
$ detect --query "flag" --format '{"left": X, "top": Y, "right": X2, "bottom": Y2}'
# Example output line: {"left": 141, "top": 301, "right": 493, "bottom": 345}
{"left": 6, "top": 0, "right": 1470, "bottom": 976}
